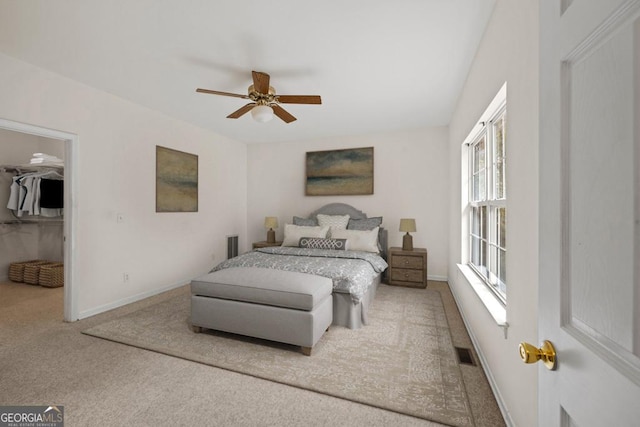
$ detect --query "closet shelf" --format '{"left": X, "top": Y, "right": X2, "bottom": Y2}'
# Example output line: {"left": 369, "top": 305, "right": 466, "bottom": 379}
{"left": 0, "top": 164, "right": 64, "bottom": 174}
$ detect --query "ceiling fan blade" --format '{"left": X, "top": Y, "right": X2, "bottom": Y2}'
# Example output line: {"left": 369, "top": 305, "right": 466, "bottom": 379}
{"left": 277, "top": 95, "right": 322, "bottom": 105}
{"left": 227, "top": 103, "right": 256, "bottom": 119}
{"left": 196, "top": 88, "right": 250, "bottom": 99}
{"left": 272, "top": 105, "right": 297, "bottom": 123}
{"left": 252, "top": 71, "right": 270, "bottom": 94}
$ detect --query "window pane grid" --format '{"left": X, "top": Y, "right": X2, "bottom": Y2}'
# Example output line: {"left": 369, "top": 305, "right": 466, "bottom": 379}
{"left": 493, "top": 114, "right": 506, "bottom": 200}
{"left": 470, "top": 136, "right": 486, "bottom": 202}
{"left": 467, "top": 107, "right": 507, "bottom": 302}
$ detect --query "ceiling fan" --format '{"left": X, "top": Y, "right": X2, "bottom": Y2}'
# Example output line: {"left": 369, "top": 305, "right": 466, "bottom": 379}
{"left": 196, "top": 71, "right": 321, "bottom": 123}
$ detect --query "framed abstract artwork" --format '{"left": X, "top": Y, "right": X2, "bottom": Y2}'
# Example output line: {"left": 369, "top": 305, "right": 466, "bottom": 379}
{"left": 306, "top": 147, "right": 374, "bottom": 196}
{"left": 156, "top": 146, "right": 198, "bottom": 212}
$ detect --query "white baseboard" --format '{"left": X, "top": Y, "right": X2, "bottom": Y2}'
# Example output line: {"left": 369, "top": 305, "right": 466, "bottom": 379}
{"left": 427, "top": 274, "right": 448, "bottom": 282}
{"left": 448, "top": 277, "right": 515, "bottom": 427}
{"left": 78, "top": 279, "right": 187, "bottom": 320}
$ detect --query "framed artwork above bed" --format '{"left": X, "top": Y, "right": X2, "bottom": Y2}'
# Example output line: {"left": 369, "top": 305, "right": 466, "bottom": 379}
{"left": 305, "top": 147, "right": 374, "bottom": 196}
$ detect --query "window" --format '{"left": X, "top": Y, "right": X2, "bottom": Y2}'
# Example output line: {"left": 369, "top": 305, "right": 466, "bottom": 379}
{"left": 467, "top": 96, "right": 507, "bottom": 302}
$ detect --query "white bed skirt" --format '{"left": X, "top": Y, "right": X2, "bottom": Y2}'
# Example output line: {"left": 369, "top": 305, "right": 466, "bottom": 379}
{"left": 332, "top": 273, "right": 381, "bottom": 329}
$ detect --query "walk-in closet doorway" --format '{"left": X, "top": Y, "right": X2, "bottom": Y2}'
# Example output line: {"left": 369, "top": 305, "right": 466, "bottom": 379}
{"left": 0, "top": 118, "right": 77, "bottom": 322}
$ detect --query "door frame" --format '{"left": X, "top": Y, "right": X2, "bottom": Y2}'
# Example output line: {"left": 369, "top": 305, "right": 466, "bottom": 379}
{"left": 0, "top": 117, "right": 78, "bottom": 321}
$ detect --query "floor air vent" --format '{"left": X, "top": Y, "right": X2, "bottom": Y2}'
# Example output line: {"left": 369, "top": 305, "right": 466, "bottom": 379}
{"left": 455, "top": 347, "right": 476, "bottom": 366}
{"left": 227, "top": 235, "right": 238, "bottom": 259}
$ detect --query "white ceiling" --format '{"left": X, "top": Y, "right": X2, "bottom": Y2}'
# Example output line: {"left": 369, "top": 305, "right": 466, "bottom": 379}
{"left": 0, "top": 0, "right": 495, "bottom": 144}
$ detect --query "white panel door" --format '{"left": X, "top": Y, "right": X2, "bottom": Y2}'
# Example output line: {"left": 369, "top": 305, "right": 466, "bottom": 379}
{"left": 539, "top": 0, "right": 640, "bottom": 425}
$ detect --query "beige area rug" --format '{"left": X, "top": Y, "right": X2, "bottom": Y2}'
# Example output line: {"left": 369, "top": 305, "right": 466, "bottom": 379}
{"left": 83, "top": 285, "right": 474, "bottom": 426}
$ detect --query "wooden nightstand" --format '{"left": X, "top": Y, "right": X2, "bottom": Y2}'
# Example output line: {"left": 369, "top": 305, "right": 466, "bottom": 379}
{"left": 387, "top": 247, "right": 428, "bottom": 288}
{"left": 252, "top": 241, "right": 282, "bottom": 249}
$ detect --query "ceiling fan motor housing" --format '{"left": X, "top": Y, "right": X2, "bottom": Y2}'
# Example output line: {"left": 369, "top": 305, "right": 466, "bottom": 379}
{"left": 248, "top": 85, "right": 277, "bottom": 105}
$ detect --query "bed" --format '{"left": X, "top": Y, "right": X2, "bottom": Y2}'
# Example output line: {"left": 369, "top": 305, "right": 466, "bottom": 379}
{"left": 211, "top": 203, "right": 388, "bottom": 329}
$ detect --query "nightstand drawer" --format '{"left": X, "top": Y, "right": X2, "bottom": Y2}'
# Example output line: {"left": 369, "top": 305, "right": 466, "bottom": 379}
{"left": 390, "top": 268, "right": 423, "bottom": 283}
{"left": 391, "top": 255, "right": 424, "bottom": 270}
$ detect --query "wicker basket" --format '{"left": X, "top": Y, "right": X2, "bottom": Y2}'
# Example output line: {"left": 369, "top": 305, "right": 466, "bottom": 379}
{"left": 8, "top": 260, "right": 47, "bottom": 282}
{"left": 39, "top": 263, "right": 64, "bottom": 288}
{"left": 23, "top": 261, "right": 57, "bottom": 285}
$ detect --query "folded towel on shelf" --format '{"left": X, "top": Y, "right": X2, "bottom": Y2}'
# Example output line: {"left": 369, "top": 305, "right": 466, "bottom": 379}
{"left": 30, "top": 153, "right": 63, "bottom": 165}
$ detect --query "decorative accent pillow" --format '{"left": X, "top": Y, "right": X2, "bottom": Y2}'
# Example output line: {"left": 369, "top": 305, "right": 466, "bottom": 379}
{"left": 316, "top": 214, "right": 350, "bottom": 230}
{"left": 347, "top": 216, "right": 383, "bottom": 230}
{"left": 292, "top": 216, "right": 317, "bottom": 226}
{"left": 330, "top": 227, "right": 380, "bottom": 253}
{"left": 298, "top": 237, "right": 348, "bottom": 251}
{"left": 281, "top": 224, "right": 330, "bottom": 247}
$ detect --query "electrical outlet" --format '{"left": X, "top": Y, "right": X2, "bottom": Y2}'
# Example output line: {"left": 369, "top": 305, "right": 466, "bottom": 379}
{"left": 123, "top": 273, "right": 129, "bottom": 282}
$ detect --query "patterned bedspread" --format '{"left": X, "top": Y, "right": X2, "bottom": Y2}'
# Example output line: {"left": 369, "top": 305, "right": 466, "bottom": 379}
{"left": 211, "top": 247, "right": 388, "bottom": 304}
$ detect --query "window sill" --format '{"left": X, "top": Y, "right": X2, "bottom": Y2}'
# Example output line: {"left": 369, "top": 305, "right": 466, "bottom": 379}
{"left": 456, "top": 264, "right": 508, "bottom": 333}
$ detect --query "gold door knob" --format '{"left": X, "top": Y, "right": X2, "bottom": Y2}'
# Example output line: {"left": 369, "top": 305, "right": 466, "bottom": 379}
{"left": 518, "top": 340, "right": 557, "bottom": 370}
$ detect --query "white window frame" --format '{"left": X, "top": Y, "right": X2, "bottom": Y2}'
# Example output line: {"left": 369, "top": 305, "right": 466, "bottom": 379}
{"left": 463, "top": 83, "right": 507, "bottom": 305}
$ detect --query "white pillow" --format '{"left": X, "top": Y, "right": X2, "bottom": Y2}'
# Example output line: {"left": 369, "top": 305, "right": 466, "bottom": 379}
{"left": 316, "top": 214, "right": 350, "bottom": 230}
{"left": 281, "top": 224, "right": 330, "bottom": 247}
{"left": 330, "top": 227, "right": 380, "bottom": 253}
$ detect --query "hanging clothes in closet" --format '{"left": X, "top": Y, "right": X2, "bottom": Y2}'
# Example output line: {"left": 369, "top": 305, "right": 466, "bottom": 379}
{"left": 6, "top": 169, "right": 64, "bottom": 217}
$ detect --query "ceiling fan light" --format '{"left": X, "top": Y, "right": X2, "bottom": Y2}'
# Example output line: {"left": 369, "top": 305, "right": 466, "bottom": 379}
{"left": 251, "top": 104, "right": 274, "bottom": 123}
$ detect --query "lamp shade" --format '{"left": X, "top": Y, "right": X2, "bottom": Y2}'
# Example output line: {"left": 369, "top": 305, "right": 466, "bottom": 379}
{"left": 264, "top": 216, "right": 278, "bottom": 229}
{"left": 399, "top": 218, "right": 416, "bottom": 233}
{"left": 251, "top": 105, "right": 274, "bottom": 123}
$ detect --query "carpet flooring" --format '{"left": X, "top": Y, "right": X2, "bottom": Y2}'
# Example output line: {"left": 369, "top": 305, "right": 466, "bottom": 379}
{"left": 1, "top": 280, "right": 505, "bottom": 426}
{"left": 85, "top": 285, "right": 471, "bottom": 426}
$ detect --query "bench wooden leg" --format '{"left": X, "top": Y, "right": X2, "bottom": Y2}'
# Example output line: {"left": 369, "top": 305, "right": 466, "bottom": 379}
{"left": 301, "top": 346, "right": 312, "bottom": 356}
{"left": 192, "top": 325, "right": 203, "bottom": 333}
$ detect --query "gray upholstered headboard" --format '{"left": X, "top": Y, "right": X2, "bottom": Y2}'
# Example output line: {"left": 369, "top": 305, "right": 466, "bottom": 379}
{"left": 307, "top": 203, "right": 388, "bottom": 260}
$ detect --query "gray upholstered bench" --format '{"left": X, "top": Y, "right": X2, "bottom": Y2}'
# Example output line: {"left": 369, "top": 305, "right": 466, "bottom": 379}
{"left": 190, "top": 267, "right": 333, "bottom": 356}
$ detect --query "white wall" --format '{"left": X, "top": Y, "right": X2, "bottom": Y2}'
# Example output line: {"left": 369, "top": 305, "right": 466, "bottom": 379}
{"left": 0, "top": 52, "right": 247, "bottom": 318}
{"left": 247, "top": 127, "right": 450, "bottom": 280}
{"left": 448, "top": 1, "right": 539, "bottom": 426}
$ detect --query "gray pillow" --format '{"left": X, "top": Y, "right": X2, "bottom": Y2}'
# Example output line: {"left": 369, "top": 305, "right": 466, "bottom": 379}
{"left": 347, "top": 216, "right": 383, "bottom": 230}
{"left": 299, "top": 237, "right": 347, "bottom": 250}
{"left": 293, "top": 216, "right": 317, "bottom": 226}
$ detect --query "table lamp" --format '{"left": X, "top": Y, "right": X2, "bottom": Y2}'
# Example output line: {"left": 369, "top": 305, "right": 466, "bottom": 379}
{"left": 264, "top": 216, "right": 278, "bottom": 243}
{"left": 399, "top": 218, "right": 416, "bottom": 251}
